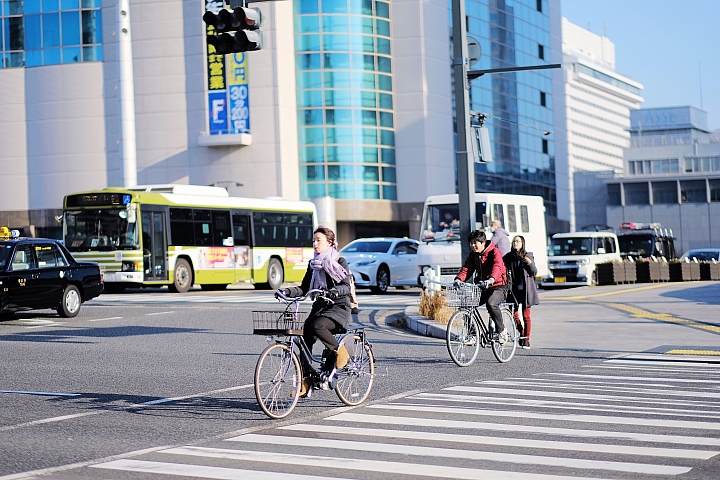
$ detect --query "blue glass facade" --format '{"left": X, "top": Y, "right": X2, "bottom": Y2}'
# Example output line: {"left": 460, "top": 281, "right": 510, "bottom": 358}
{"left": 0, "top": 0, "right": 102, "bottom": 68}
{"left": 293, "top": 0, "right": 396, "bottom": 200}
{"left": 467, "top": 0, "right": 556, "bottom": 217}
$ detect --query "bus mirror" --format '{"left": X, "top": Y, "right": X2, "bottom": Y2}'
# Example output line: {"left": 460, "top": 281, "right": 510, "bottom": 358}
{"left": 223, "top": 237, "right": 234, "bottom": 246}
{"left": 127, "top": 209, "right": 136, "bottom": 223}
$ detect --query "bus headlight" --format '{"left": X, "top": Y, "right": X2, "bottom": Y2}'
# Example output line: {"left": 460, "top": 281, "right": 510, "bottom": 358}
{"left": 122, "top": 261, "right": 142, "bottom": 272}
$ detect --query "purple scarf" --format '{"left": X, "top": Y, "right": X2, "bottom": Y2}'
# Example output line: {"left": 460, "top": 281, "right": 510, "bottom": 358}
{"left": 309, "top": 246, "right": 347, "bottom": 291}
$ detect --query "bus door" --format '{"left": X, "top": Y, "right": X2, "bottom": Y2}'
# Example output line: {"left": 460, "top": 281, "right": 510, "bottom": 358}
{"left": 141, "top": 208, "right": 168, "bottom": 281}
{"left": 231, "top": 210, "right": 252, "bottom": 283}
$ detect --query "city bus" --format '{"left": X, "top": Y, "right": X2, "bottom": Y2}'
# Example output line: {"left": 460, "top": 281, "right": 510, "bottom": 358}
{"left": 62, "top": 185, "right": 317, "bottom": 293}
{"left": 416, "top": 193, "right": 548, "bottom": 284}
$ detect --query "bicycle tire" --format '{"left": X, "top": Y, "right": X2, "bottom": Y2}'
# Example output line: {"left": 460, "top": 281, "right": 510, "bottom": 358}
{"left": 254, "top": 343, "right": 302, "bottom": 419}
{"left": 446, "top": 309, "right": 481, "bottom": 367}
{"left": 335, "top": 334, "right": 375, "bottom": 406}
{"left": 492, "top": 305, "right": 518, "bottom": 363}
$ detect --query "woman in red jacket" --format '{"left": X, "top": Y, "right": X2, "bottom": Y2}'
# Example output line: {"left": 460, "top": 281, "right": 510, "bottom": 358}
{"left": 454, "top": 229, "right": 510, "bottom": 343}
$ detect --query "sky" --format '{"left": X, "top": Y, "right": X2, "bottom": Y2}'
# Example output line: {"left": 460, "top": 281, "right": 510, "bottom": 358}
{"left": 561, "top": 0, "right": 720, "bottom": 130}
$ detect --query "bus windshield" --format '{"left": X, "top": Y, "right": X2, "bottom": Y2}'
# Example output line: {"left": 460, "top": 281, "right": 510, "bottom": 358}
{"left": 422, "top": 203, "right": 486, "bottom": 242}
{"left": 64, "top": 209, "right": 139, "bottom": 251}
{"left": 549, "top": 237, "right": 593, "bottom": 256}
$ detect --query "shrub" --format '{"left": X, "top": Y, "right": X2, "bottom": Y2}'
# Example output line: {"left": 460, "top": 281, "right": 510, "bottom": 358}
{"left": 418, "top": 290, "right": 455, "bottom": 324}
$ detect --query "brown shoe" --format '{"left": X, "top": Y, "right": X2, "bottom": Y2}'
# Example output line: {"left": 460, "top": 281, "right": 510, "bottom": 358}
{"left": 335, "top": 344, "right": 350, "bottom": 369}
{"left": 292, "top": 377, "right": 311, "bottom": 398}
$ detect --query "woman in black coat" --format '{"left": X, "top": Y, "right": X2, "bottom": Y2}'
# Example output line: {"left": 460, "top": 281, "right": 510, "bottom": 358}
{"left": 280, "top": 226, "right": 352, "bottom": 395}
{"left": 503, "top": 235, "right": 539, "bottom": 349}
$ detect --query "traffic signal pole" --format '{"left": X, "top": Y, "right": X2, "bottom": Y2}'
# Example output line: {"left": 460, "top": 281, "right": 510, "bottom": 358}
{"left": 451, "top": 0, "right": 475, "bottom": 263}
{"left": 451, "top": 0, "right": 561, "bottom": 262}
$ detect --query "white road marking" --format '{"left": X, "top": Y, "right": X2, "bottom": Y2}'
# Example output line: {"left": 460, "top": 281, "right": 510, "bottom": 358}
{"left": 144, "top": 311, "right": 175, "bottom": 316}
{"left": 229, "top": 433, "right": 691, "bottom": 475}
{"left": 585, "top": 364, "right": 720, "bottom": 375}
{"left": 411, "top": 392, "right": 720, "bottom": 419}
{"left": 544, "top": 372, "right": 720, "bottom": 385}
{"left": 139, "top": 383, "right": 254, "bottom": 406}
{"left": 92, "top": 459, "right": 348, "bottom": 480}
{"left": 0, "top": 390, "right": 79, "bottom": 397}
{"left": 279, "top": 424, "right": 718, "bottom": 459}
{"left": 88, "top": 316, "right": 123, "bottom": 322}
{"left": 0, "top": 412, "right": 101, "bottom": 432}
{"left": 369, "top": 403, "right": 720, "bottom": 431}
{"left": 161, "top": 446, "right": 617, "bottom": 480}
{"left": 326, "top": 412, "right": 720, "bottom": 446}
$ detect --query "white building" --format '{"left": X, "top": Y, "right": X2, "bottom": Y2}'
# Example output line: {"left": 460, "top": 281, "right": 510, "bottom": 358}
{"left": 557, "top": 18, "right": 643, "bottom": 231}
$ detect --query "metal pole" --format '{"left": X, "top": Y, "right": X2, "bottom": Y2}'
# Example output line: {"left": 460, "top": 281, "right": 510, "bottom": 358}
{"left": 452, "top": 0, "right": 475, "bottom": 263}
{"left": 119, "top": 0, "right": 137, "bottom": 187}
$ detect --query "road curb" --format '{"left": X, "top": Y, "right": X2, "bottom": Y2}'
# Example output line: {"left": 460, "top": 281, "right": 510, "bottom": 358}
{"left": 402, "top": 306, "right": 446, "bottom": 339}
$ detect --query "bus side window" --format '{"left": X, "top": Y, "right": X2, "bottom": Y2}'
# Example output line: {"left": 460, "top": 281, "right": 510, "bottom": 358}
{"left": 232, "top": 214, "right": 250, "bottom": 246}
{"left": 493, "top": 204, "right": 504, "bottom": 228}
{"left": 211, "top": 211, "right": 231, "bottom": 246}
{"left": 520, "top": 205, "right": 530, "bottom": 233}
{"left": 507, "top": 205, "right": 517, "bottom": 232}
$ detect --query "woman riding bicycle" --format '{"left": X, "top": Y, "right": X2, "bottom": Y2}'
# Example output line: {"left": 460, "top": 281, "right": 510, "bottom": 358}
{"left": 276, "top": 226, "right": 352, "bottom": 397}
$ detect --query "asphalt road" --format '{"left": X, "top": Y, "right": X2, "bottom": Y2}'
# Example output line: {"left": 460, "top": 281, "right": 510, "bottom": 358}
{"left": 1, "top": 283, "right": 719, "bottom": 479}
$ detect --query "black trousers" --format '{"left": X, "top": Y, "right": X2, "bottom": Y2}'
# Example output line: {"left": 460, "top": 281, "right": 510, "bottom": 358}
{"left": 301, "top": 315, "right": 341, "bottom": 375}
{"left": 480, "top": 284, "right": 509, "bottom": 332}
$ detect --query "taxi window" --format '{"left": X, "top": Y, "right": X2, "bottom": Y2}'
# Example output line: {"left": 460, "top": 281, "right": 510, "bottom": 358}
{"left": 36, "top": 244, "right": 65, "bottom": 268}
{"left": 10, "top": 245, "right": 37, "bottom": 271}
{"left": 0, "top": 244, "right": 12, "bottom": 270}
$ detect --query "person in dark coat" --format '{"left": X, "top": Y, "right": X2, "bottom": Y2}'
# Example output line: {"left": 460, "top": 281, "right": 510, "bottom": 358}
{"left": 279, "top": 226, "right": 352, "bottom": 396}
{"left": 454, "top": 229, "right": 510, "bottom": 343}
{"left": 503, "top": 235, "right": 539, "bottom": 349}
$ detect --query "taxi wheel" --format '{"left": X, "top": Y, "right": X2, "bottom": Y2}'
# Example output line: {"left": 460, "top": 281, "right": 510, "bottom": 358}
{"left": 58, "top": 285, "right": 82, "bottom": 318}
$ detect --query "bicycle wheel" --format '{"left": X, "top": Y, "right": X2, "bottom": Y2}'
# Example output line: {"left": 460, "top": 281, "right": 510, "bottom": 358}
{"left": 492, "top": 305, "right": 518, "bottom": 363}
{"left": 254, "top": 343, "right": 302, "bottom": 419}
{"left": 335, "top": 334, "right": 375, "bottom": 406}
{"left": 446, "top": 309, "right": 481, "bottom": 367}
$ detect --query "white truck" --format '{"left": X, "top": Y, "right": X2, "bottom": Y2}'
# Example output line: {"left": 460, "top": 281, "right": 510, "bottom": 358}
{"left": 416, "top": 193, "right": 548, "bottom": 285}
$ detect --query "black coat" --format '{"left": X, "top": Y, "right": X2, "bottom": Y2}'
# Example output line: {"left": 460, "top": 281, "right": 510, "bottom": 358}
{"left": 286, "top": 257, "right": 352, "bottom": 329}
{"left": 503, "top": 251, "right": 539, "bottom": 307}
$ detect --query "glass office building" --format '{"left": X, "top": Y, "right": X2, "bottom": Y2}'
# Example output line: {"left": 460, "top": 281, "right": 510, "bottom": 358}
{"left": 293, "top": 0, "right": 397, "bottom": 201}
{"left": 467, "top": 0, "right": 557, "bottom": 217}
{"left": 0, "top": 0, "right": 102, "bottom": 68}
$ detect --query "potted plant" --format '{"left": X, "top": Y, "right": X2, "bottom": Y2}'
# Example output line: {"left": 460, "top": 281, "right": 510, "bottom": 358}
{"left": 669, "top": 259, "right": 693, "bottom": 282}
{"left": 623, "top": 259, "right": 637, "bottom": 284}
{"left": 597, "top": 261, "right": 625, "bottom": 285}
{"left": 700, "top": 261, "right": 720, "bottom": 281}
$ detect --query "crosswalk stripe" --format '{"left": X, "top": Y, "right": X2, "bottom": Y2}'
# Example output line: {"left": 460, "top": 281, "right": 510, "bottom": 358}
{"left": 505, "top": 377, "right": 720, "bottom": 390}
{"left": 447, "top": 385, "right": 720, "bottom": 406}
{"left": 367, "top": 403, "right": 720, "bottom": 430}
{"left": 227, "top": 433, "right": 690, "bottom": 475}
{"left": 91, "top": 459, "right": 344, "bottom": 479}
{"left": 278, "top": 423, "right": 718, "bottom": 459}
{"left": 160, "top": 446, "right": 617, "bottom": 480}
{"left": 326, "top": 412, "right": 720, "bottom": 446}
{"left": 545, "top": 373, "right": 720, "bottom": 385}
{"left": 410, "top": 392, "right": 720, "bottom": 419}
{"left": 585, "top": 365, "right": 720, "bottom": 375}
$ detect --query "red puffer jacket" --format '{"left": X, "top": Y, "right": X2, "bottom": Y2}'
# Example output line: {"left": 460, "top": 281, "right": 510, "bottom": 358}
{"left": 454, "top": 240, "right": 508, "bottom": 287}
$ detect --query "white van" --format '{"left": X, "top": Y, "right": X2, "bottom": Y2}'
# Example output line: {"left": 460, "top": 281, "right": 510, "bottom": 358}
{"left": 542, "top": 231, "right": 621, "bottom": 287}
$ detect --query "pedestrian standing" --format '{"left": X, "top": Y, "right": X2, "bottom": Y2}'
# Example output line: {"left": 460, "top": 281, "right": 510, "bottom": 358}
{"left": 491, "top": 220, "right": 511, "bottom": 256}
{"left": 503, "top": 235, "right": 539, "bottom": 349}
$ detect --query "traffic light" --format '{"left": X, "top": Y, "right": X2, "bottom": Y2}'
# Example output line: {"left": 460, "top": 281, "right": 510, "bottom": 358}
{"left": 204, "top": 7, "right": 264, "bottom": 54}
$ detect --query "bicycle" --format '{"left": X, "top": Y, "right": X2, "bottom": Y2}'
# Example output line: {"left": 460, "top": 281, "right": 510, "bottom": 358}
{"left": 252, "top": 288, "right": 375, "bottom": 419}
{"left": 433, "top": 280, "right": 519, "bottom": 366}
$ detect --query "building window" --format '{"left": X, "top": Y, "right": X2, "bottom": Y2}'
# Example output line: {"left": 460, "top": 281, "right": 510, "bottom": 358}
{"left": 680, "top": 180, "right": 707, "bottom": 203}
{"left": 541, "top": 138, "right": 548, "bottom": 154}
{"left": 540, "top": 91, "right": 546, "bottom": 107}
{"left": 538, "top": 44, "right": 544, "bottom": 60}
{"left": 537, "top": 0, "right": 543, "bottom": 12}
{"left": 0, "top": 0, "right": 102, "bottom": 69}
{"left": 710, "top": 180, "right": 720, "bottom": 202}
{"left": 624, "top": 183, "right": 649, "bottom": 205}
{"left": 607, "top": 184, "right": 621, "bottom": 206}
{"left": 652, "top": 181, "right": 678, "bottom": 204}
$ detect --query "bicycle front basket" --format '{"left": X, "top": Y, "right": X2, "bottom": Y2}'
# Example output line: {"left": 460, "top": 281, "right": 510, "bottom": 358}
{"left": 445, "top": 285, "right": 483, "bottom": 307}
{"left": 252, "top": 310, "right": 309, "bottom": 335}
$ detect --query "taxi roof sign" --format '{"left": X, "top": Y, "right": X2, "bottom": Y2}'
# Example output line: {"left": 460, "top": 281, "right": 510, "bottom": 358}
{"left": 0, "top": 227, "right": 20, "bottom": 239}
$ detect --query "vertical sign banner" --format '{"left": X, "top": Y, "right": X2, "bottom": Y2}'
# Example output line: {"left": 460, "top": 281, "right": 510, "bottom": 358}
{"left": 205, "top": 0, "right": 228, "bottom": 135}
{"left": 227, "top": 53, "right": 251, "bottom": 134}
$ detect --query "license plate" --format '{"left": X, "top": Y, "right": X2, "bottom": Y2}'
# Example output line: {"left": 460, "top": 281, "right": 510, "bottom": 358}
{"left": 554, "top": 277, "right": 565, "bottom": 283}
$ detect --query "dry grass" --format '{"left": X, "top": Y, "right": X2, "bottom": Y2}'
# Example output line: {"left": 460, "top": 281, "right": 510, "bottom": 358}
{"left": 418, "top": 290, "right": 456, "bottom": 324}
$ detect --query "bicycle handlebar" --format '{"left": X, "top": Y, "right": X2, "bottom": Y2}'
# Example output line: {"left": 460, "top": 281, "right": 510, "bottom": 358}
{"left": 426, "top": 278, "right": 488, "bottom": 290}
{"left": 274, "top": 288, "right": 335, "bottom": 304}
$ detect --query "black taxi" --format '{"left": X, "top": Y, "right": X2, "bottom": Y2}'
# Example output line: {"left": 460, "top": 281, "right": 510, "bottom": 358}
{"left": 0, "top": 228, "right": 103, "bottom": 318}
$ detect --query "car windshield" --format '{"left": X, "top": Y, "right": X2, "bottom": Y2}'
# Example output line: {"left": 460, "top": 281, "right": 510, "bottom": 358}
{"left": 64, "top": 209, "right": 139, "bottom": 251}
{"left": 341, "top": 241, "right": 392, "bottom": 254}
{"left": 618, "top": 234, "right": 653, "bottom": 257}
{"left": 421, "top": 203, "right": 487, "bottom": 242}
{"left": 549, "top": 237, "right": 593, "bottom": 256}
{"left": 683, "top": 250, "right": 720, "bottom": 261}
{"left": 0, "top": 243, "right": 12, "bottom": 270}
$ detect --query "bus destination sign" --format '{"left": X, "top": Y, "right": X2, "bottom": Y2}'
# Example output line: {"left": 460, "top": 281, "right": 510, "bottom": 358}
{"left": 66, "top": 193, "right": 132, "bottom": 207}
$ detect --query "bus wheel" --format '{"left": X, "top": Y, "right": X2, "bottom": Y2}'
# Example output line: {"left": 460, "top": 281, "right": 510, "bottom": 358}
{"left": 170, "top": 259, "right": 193, "bottom": 293}
{"left": 257, "top": 258, "right": 284, "bottom": 290}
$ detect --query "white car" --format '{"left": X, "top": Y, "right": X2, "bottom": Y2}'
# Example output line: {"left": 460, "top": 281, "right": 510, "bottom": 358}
{"left": 340, "top": 238, "right": 420, "bottom": 293}
{"left": 679, "top": 248, "right": 720, "bottom": 262}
